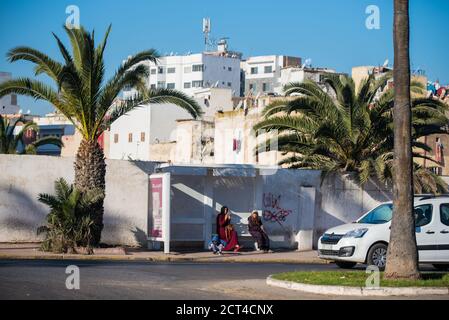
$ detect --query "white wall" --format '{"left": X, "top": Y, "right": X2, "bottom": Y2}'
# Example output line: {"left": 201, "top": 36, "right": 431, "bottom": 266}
{"left": 109, "top": 105, "right": 151, "bottom": 160}
{"left": 0, "top": 155, "right": 392, "bottom": 249}
{"left": 109, "top": 103, "right": 192, "bottom": 161}
{"left": 0, "top": 154, "right": 155, "bottom": 246}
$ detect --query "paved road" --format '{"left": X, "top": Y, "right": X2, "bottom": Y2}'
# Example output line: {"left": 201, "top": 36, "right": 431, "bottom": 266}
{"left": 0, "top": 260, "right": 447, "bottom": 300}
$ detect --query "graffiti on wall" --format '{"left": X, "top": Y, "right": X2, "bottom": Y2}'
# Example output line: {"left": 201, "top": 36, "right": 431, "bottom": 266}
{"left": 262, "top": 193, "right": 292, "bottom": 224}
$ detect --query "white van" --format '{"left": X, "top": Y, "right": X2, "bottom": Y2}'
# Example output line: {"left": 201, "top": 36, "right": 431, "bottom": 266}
{"left": 318, "top": 196, "right": 449, "bottom": 270}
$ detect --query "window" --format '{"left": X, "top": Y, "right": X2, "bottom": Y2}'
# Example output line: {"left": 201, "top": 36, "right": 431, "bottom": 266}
{"left": 167, "top": 67, "right": 176, "bottom": 74}
{"left": 158, "top": 67, "right": 164, "bottom": 74}
{"left": 157, "top": 81, "right": 165, "bottom": 88}
{"left": 262, "top": 83, "right": 270, "bottom": 92}
{"left": 227, "top": 82, "right": 232, "bottom": 87}
{"left": 141, "top": 132, "right": 145, "bottom": 142}
{"left": 358, "top": 204, "right": 393, "bottom": 224}
{"left": 128, "top": 133, "right": 133, "bottom": 143}
{"left": 415, "top": 204, "right": 433, "bottom": 227}
{"left": 11, "top": 94, "right": 17, "bottom": 105}
{"left": 250, "top": 67, "right": 258, "bottom": 74}
{"left": 167, "top": 83, "right": 175, "bottom": 89}
{"left": 192, "top": 80, "right": 203, "bottom": 88}
{"left": 114, "top": 134, "right": 119, "bottom": 143}
{"left": 192, "top": 64, "right": 204, "bottom": 72}
{"left": 249, "top": 83, "right": 256, "bottom": 92}
{"left": 184, "top": 66, "right": 191, "bottom": 73}
{"left": 264, "top": 66, "right": 273, "bottom": 73}
{"left": 184, "top": 82, "right": 191, "bottom": 89}
{"left": 228, "top": 67, "right": 232, "bottom": 71}
{"left": 440, "top": 204, "right": 449, "bottom": 226}
{"left": 150, "top": 84, "right": 156, "bottom": 89}
{"left": 150, "top": 69, "right": 157, "bottom": 75}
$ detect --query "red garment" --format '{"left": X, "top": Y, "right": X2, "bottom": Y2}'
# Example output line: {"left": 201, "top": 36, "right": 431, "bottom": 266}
{"left": 216, "top": 213, "right": 240, "bottom": 251}
{"left": 223, "top": 230, "right": 240, "bottom": 251}
{"left": 216, "top": 213, "right": 229, "bottom": 241}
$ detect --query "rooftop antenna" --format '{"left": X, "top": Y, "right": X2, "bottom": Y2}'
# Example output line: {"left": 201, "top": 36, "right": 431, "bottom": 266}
{"left": 203, "top": 17, "right": 211, "bottom": 52}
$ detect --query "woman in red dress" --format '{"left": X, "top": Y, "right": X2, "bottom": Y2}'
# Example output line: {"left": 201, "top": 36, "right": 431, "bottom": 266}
{"left": 216, "top": 206, "right": 241, "bottom": 252}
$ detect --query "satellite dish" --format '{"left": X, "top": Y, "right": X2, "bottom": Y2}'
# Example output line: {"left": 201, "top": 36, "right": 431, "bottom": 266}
{"left": 18, "top": 109, "right": 23, "bottom": 114}
{"left": 213, "top": 81, "right": 219, "bottom": 88}
{"left": 383, "top": 59, "right": 389, "bottom": 67}
{"left": 26, "top": 109, "right": 31, "bottom": 114}
{"left": 232, "top": 90, "right": 236, "bottom": 95}
{"left": 304, "top": 58, "right": 312, "bottom": 67}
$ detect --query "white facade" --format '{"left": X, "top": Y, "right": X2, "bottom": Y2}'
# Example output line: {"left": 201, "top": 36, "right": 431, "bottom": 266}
{"left": 241, "top": 55, "right": 302, "bottom": 96}
{"left": 123, "top": 52, "right": 241, "bottom": 99}
{"left": 0, "top": 72, "right": 20, "bottom": 114}
{"left": 108, "top": 103, "right": 191, "bottom": 161}
{"left": 110, "top": 88, "right": 235, "bottom": 161}
{"left": 279, "top": 67, "right": 336, "bottom": 88}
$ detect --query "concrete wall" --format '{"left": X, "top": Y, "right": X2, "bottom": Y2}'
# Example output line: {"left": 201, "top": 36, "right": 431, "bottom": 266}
{"left": 0, "top": 155, "right": 392, "bottom": 249}
{"left": 0, "top": 154, "right": 155, "bottom": 246}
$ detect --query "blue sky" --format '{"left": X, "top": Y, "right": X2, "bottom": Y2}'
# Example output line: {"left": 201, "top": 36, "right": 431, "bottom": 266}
{"left": 0, "top": 0, "right": 448, "bottom": 115}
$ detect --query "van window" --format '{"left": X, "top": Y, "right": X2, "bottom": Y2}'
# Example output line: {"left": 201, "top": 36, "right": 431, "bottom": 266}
{"left": 414, "top": 204, "right": 433, "bottom": 227}
{"left": 440, "top": 204, "right": 449, "bottom": 226}
{"left": 358, "top": 204, "right": 393, "bottom": 224}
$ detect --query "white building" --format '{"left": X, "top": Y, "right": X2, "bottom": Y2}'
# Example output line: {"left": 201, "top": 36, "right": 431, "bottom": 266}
{"left": 279, "top": 67, "right": 338, "bottom": 89}
{"left": 109, "top": 88, "right": 235, "bottom": 161}
{"left": 123, "top": 46, "right": 241, "bottom": 100}
{"left": 241, "top": 55, "right": 302, "bottom": 96}
{"left": 0, "top": 72, "right": 20, "bottom": 114}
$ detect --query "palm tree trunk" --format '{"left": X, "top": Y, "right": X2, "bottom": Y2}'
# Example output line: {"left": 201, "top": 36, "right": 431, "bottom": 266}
{"left": 74, "top": 139, "right": 106, "bottom": 246}
{"left": 384, "top": 0, "right": 420, "bottom": 280}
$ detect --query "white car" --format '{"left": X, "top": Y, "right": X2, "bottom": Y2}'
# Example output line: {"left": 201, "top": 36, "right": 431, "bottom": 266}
{"left": 318, "top": 195, "right": 449, "bottom": 270}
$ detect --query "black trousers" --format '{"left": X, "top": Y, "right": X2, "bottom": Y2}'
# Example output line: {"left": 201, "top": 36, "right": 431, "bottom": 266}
{"left": 249, "top": 230, "right": 270, "bottom": 250}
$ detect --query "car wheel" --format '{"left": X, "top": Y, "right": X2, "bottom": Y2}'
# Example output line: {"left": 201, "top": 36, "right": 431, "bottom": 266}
{"left": 335, "top": 261, "right": 357, "bottom": 269}
{"left": 432, "top": 264, "right": 449, "bottom": 271}
{"left": 367, "top": 243, "right": 388, "bottom": 270}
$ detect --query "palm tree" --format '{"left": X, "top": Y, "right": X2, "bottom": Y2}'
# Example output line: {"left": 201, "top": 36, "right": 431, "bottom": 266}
{"left": 0, "top": 25, "right": 202, "bottom": 245}
{"left": 385, "top": 0, "right": 420, "bottom": 280}
{"left": 37, "top": 178, "right": 104, "bottom": 253}
{"left": 254, "top": 73, "right": 449, "bottom": 194}
{"left": 0, "top": 113, "right": 63, "bottom": 154}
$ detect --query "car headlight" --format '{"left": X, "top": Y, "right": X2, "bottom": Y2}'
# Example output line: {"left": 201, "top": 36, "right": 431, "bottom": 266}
{"left": 343, "top": 228, "right": 368, "bottom": 238}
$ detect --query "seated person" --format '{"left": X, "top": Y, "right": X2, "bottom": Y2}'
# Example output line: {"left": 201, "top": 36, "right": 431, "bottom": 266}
{"left": 208, "top": 234, "right": 226, "bottom": 255}
{"left": 248, "top": 210, "right": 270, "bottom": 253}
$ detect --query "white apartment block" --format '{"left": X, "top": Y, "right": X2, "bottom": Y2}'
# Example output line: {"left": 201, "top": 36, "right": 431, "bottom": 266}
{"left": 123, "top": 50, "right": 241, "bottom": 100}
{"left": 0, "top": 72, "right": 20, "bottom": 114}
{"left": 241, "top": 55, "right": 302, "bottom": 96}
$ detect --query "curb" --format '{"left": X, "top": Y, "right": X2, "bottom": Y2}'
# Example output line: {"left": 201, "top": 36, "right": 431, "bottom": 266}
{"left": 0, "top": 253, "right": 328, "bottom": 265}
{"left": 266, "top": 275, "right": 449, "bottom": 296}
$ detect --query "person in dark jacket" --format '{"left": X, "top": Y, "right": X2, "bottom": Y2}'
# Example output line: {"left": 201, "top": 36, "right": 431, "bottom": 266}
{"left": 248, "top": 210, "right": 270, "bottom": 252}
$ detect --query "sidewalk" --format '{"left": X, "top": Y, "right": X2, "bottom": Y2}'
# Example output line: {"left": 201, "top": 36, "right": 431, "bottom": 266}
{"left": 0, "top": 243, "right": 327, "bottom": 264}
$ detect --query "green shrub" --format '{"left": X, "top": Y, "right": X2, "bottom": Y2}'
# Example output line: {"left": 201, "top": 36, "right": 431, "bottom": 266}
{"left": 37, "top": 178, "right": 104, "bottom": 253}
